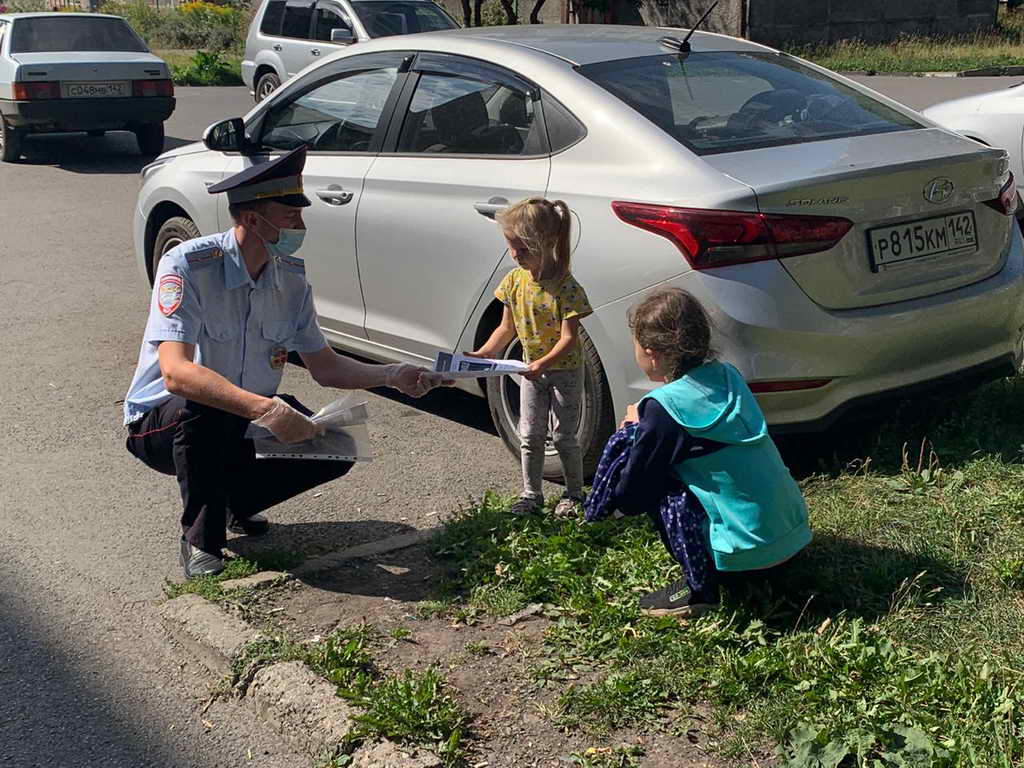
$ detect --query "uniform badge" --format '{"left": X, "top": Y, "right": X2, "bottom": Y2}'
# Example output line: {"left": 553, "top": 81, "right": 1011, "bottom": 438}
{"left": 157, "top": 275, "right": 183, "bottom": 317}
{"left": 270, "top": 346, "right": 288, "bottom": 370}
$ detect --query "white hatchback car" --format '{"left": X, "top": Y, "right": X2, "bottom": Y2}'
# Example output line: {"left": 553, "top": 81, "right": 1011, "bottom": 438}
{"left": 0, "top": 12, "right": 174, "bottom": 162}
{"left": 134, "top": 25, "right": 1024, "bottom": 476}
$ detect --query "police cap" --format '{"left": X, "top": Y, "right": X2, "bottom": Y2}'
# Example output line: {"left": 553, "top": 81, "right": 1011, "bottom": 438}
{"left": 208, "top": 145, "right": 311, "bottom": 208}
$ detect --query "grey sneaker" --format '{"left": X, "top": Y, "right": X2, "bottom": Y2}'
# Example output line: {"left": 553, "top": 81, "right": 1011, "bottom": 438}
{"left": 227, "top": 511, "right": 269, "bottom": 536}
{"left": 179, "top": 538, "right": 224, "bottom": 578}
{"left": 509, "top": 496, "right": 542, "bottom": 517}
{"left": 553, "top": 495, "right": 583, "bottom": 519}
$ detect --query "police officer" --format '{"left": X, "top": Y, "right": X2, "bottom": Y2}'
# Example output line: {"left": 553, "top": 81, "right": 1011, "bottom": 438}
{"left": 124, "top": 146, "right": 445, "bottom": 578}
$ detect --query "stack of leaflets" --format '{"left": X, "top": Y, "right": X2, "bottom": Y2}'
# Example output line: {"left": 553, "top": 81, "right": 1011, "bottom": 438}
{"left": 247, "top": 394, "right": 373, "bottom": 462}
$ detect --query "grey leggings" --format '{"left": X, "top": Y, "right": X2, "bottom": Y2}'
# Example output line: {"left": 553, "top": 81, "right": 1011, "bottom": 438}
{"left": 519, "top": 367, "right": 584, "bottom": 500}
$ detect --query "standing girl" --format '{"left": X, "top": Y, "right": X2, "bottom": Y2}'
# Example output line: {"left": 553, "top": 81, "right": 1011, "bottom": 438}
{"left": 469, "top": 198, "right": 592, "bottom": 518}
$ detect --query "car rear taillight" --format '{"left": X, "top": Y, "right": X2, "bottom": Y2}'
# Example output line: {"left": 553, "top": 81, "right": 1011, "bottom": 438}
{"left": 133, "top": 79, "right": 174, "bottom": 98}
{"left": 984, "top": 173, "right": 1018, "bottom": 216}
{"left": 611, "top": 202, "right": 853, "bottom": 270}
{"left": 13, "top": 81, "right": 60, "bottom": 100}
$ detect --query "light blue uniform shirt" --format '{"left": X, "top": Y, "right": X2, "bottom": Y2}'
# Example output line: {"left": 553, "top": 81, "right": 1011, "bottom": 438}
{"left": 123, "top": 229, "right": 328, "bottom": 425}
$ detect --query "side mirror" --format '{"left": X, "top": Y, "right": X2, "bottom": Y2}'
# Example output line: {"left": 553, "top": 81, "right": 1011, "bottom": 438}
{"left": 330, "top": 27, "right": 355, "bottom": 44}
{"left": 203, "top": 117, "right": 251, "bottom": 154}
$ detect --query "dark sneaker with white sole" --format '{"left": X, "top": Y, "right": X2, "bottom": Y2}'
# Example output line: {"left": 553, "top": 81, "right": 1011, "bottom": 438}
{"left": 179, "top": 537, "right": 225, "bottom": 578}
{"left": 639, "top": 577, "right": 719, "bottom": 620}
{"left": 227, "top": 511, "right": 270, "bottom": 536}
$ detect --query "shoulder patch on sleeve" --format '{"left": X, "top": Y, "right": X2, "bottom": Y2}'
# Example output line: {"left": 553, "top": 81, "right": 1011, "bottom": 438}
{"left": 158, "top": 275, "right": 184, "bottom": 316}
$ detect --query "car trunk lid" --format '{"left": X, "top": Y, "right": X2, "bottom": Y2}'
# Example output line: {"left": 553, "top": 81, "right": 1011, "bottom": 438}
{"left": 703, "top": 128, "right": 1013, "bottom": 309}
{"left": 11, "top": 52, "right": 169, "bottom": 83}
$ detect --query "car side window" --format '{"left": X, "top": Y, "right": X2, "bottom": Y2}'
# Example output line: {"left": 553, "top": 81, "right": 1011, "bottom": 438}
{"left": 260, "top": 65, "right": 399, "bottom": 152}
{"left": 260, "top": 0, "right": 286, "bottom": 35}
{"left": 281, "top": 0, "right": 314, "bottom": 39}
{"left": 313, "top": 3, "right": 352, "bottom": 42}
{"left": 397, "top": 69, "right": 542, "bottom": 156}
{"left": 541, "top": 93, "right": 585, "bottom": 152}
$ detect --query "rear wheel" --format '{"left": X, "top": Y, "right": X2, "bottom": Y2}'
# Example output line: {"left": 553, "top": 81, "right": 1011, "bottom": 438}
{"left": 255, "top": 71, "right": 281, "bottom": 103}
{"left": 486, "top": 327, "right": 614, "bottom": 482}
{"left": 134, "top": 122, "right": 165, "bottom": 157}
{"left": 152, "top": 216, "right": 200, "bottom": 279}
{"left": 0, "top": 119, "right": 24, "bottom": 163}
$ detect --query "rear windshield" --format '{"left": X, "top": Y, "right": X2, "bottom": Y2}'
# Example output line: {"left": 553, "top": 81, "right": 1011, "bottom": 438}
{"left": 350, "top": 1, "right": 456, "bottom": 37}
{"left": 579, "top": 52, "right": 921, "bottom": 156}
{"left": 10, "top": 16, "right": 148, "bottom": 53}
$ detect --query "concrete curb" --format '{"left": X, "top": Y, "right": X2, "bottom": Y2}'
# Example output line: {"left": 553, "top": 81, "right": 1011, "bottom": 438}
{"left": 160, "top": 593, "right": 257, "bottom": 676}
{"left": 293, "top": 528, "right": 440, "bottom": 577}
{"left": 159, "top": 593, "right": 442, "bottom": 766}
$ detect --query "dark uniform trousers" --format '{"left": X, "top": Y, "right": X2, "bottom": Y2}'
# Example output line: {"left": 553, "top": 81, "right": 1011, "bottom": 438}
{"left": 126, "top": 394, "right": 352, "bottom": 554}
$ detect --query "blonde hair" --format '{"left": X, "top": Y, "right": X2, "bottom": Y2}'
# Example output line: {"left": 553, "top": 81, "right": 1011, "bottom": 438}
{"left": 496, "top": 197, "right": 573, "bottom": 281}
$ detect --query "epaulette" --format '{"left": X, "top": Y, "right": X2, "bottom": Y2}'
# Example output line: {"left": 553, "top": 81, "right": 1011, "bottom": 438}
{"left": 184, "top": 245, "right": 225, "bottom": 268}
{"left": 275, "top": 254, "right": 306, "bottom": 273}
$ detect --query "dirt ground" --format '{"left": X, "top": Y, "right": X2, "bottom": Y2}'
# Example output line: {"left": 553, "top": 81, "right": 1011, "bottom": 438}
{"left": 252, "top": 543, "right": 754, "bottom": 768}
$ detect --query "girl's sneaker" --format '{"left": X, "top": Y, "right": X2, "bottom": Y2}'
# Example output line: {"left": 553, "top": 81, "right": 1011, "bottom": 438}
{"left": 553, "top": 494, "right": 584, "bottom": 519}
{"left": 509, "top": 495, "right": 542, "bottom": 517}
{"left": 639, "top": 577, "right": 719, "bottom": 620}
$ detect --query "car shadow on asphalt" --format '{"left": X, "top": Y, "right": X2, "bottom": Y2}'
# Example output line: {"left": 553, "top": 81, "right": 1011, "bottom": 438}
{"left": 17, "top": 131, "right": 193, "bottom": 174}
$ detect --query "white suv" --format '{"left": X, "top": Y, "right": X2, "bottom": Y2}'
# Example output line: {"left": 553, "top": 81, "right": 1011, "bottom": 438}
{"left": 242, "top": 0, "right": 458, "bottom": 102}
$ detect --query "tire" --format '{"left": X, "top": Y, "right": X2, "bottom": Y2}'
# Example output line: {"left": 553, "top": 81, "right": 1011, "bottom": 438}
{"left": 255, "top": 71, "right": 281, "bottom": 103}
{"left": 87, "top": 130, "right": 105, "bottom": 138}
{"left": 151, "top": 216, "right": 200, "bottom": 280}
{"left": 0, "top": 119, "right": 23, "bottom": 163}
{"left": 134, "top": 122, "right": 165, "bottom": 157}
{"left": 486, "top": 327, "right": 615, "bottom": 482}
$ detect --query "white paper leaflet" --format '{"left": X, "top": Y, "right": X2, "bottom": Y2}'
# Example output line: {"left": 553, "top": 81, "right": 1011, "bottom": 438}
{"left": 433, "top": 351, "right": 528, "bottom": 379}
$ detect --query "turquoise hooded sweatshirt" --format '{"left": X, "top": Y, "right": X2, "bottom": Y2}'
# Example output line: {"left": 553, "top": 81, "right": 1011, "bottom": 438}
{"left": 644, "top": 361, "right": 812, "bottom": 572}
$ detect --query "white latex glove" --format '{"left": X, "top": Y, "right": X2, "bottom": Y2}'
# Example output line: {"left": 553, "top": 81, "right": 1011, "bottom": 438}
{"left": 384, "top": 363, "right": 450, "bottom": 398}
{"left": 252, "top": 397, "right": 324, "bottom": 444}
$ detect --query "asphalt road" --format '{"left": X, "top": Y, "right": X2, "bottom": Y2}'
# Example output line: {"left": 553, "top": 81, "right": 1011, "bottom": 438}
{"left": 1, "top": 76, "right": 1019, "bottom": 767}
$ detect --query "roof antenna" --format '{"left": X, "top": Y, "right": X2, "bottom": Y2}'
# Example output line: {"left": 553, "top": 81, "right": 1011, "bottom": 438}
{"left": 659, "top": 0, "right": 720, "bottom": 56}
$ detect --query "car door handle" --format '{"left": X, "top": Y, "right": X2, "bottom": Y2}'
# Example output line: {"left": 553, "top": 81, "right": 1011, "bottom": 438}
{"left": 272, "top": 43, "right": 283, "bottom": 51}
{"left": 311, "top": 48, "right": 321, "bottom": 56}
{"left": 473, "top": 197, "right": 509, "bottom": 219}
{"left": 317, "top": 186, "right": 354, "bottom": 206}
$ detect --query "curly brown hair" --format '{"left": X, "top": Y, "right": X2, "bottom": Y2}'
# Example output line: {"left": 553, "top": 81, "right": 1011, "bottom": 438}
{"left": 628, "top": 288, "right": 713, "bottom": 380}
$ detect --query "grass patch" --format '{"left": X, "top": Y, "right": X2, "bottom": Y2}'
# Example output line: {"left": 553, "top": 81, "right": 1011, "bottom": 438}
{"left": 792, "top": 7, "right": 1024, "bottom": 72}
{"left": 163, "top": 550, "right": 303, "bottom": 601}
{"left": 229, "top": 623, "right": 471, "bottom": 766}
{"left": 431, "top": 376, "right": 1024, "bottom": 766}
{"left": 154, "top": 49, "right": 244, "bottom": 86}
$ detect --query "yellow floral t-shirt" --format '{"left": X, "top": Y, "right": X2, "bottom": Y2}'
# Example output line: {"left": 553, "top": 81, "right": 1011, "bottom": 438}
{"left": 495, "top": 268, "right": 593, "bottom": 369}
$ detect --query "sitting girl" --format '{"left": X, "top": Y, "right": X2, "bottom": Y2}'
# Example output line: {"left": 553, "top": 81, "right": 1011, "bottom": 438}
{"left": 585, "top": 287, "right": 812, "bottom": 619}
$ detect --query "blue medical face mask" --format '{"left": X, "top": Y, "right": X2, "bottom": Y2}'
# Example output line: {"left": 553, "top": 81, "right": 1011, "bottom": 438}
{"left": 255, "top": 213, "right": 306, "bottom": 258}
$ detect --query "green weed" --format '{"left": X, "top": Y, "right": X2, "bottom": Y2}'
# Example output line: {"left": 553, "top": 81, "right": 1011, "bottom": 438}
{"left": 339, "top": 667, "right": 470, "bottom": 767}
{"left": 163, "top": 551, "right": 301, "bottom": 602}
{"left": 568, "top": 745, "right": 645, "bottom": 768}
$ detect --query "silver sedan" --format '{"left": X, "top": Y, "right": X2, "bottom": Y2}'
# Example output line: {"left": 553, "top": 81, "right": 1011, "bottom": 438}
{"left": 134, "top": 25, "right": 1024, "bottom": 476}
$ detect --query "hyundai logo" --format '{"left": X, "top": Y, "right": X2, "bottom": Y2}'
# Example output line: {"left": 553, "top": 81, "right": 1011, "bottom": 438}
{"left": 924, "top": 177, "right": 954, "bottom": 204}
